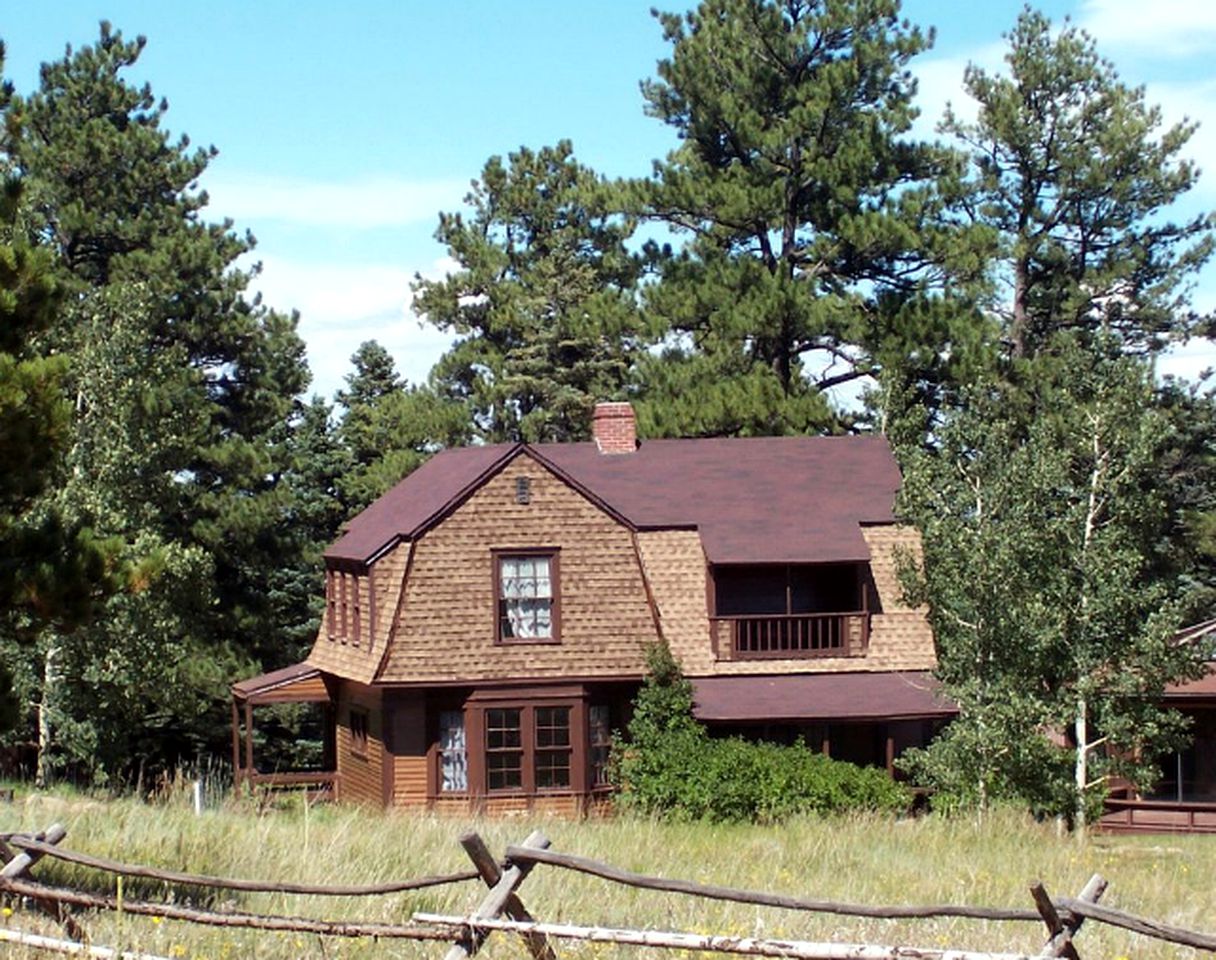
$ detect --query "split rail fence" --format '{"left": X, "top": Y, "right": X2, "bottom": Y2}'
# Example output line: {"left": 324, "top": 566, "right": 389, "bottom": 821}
{"left": 0, "top": 822, "right": 1213, "bottom": 960}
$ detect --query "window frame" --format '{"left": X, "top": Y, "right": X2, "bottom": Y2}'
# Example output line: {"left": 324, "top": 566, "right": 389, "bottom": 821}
{"left": 492, "top": 548, "right": 561, "bottom": 645}
{"left": 484, "top": 707, "right": 525, "bottom": 791}
{"left": 436, "top": 708, "right": 468, "bottom": 794}
{"left": 588, "top": 704, "right": 613, "bottom": 790}
{"left": 348, "top": 708, "right": 369, "bottom": 758}
{"left": 326, "top": 569, "right": 338, "bottom": 639}
{"left": 532, "top": 705, "right": 573, "bottom": 791}
{"left": 449, "top": 692, "right": 589, "bottom": 798}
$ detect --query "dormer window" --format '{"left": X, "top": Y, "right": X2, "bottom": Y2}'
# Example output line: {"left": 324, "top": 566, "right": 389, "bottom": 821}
{"left": 327, "top": 568, "right": 365, "bottom": 645}
{"left": 494, "top": 550, "right": 560, "bottom": 643}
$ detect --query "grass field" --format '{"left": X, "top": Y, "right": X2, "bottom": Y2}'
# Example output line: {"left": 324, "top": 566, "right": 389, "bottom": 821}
{"left": 0, "top": 783, "right": 1212, "bottom": 959}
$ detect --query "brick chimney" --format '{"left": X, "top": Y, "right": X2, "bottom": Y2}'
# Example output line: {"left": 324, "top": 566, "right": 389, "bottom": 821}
{"left": 592, "top": 401, "right": 637, "bottom": 454}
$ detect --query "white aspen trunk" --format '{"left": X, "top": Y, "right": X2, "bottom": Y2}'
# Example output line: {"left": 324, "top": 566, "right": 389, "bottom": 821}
{"left": 1072, "top": 409, "right": 1105, "bottom": 839}
{"left": 35, "top": 644, "right": 59, "bottom": 790}
{"left": 1074, "top": 695, "right": 1088, "bottom": 842}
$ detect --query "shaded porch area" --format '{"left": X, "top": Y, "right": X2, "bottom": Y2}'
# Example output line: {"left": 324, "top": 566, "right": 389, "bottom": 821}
{"left": 1100, "top": 656, "right": 1216, "bottom": 834}
{"left": 691, "top": 671, "right": 956, "bottom": 777}
{"left": 230, "top": 662, "right": 338, "bottom": 799}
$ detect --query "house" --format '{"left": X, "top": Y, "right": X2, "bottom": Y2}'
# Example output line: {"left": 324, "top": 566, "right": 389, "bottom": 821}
{"left": 231, "top": 402, "right": 953, "bottom": 812}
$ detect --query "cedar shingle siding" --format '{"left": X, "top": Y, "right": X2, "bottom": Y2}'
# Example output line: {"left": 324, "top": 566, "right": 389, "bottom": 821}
{"left": 382, "top": 455, "right": 656, "bottom": 682}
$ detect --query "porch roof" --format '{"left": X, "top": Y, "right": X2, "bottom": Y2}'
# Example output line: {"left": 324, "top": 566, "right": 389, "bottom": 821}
{"left": 691, "top": 671, "right": 956, "bottom": 723}
{"left": 231, "top": 662, "right": 330, "bottom": 705}
{"left": 1165, "top": 663, "right": 1216, "bottom": 702}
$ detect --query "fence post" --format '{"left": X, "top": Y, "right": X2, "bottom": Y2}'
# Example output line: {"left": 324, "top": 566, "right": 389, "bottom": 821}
{"left": 1032, "top": 873, "right": 1107, "bottom": 959}
{"left": 0, "top": 823, "right": 88, "bottom": 942}
{"left": 445, "top": 829, "right": 552, "bottom": 960}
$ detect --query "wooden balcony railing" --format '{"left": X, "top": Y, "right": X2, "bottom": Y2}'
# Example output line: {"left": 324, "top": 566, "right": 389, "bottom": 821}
{"left": 711, "top": 612, "right": 869, "bottom": 661}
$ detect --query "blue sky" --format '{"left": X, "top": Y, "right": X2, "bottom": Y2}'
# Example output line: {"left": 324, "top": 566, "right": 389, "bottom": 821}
{"left": 6, "top": 1, "right": 1216, "bottom": 400}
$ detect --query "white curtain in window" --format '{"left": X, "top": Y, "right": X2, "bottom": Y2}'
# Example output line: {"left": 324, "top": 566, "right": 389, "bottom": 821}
{"left": 501, "top": 557, "right": 552, "bottom": 638}
{"left": 439, "top": 710, "right": 467, "bottom": 791}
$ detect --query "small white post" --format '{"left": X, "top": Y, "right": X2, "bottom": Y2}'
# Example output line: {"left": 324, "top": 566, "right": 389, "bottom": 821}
{"left": 192, "top": 778, "right": 203, "bottom": 816}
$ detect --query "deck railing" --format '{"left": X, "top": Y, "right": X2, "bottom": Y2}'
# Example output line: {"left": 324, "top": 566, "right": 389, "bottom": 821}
{"left": 240, "top": 770, "right": 340, "bottom": 802}
{"left": 711, "top": 612, "right": 869, "bottom": 660}
{"left": 1100, "top": 796, "right": 1216, "bottom": 834}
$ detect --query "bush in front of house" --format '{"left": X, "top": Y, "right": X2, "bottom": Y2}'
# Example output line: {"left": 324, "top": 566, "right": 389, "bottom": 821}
{"left": 613, "top": 642, "right": 911, "bottom": 821}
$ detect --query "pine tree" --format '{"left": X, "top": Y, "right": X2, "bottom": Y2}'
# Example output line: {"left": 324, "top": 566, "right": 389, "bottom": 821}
{"left": 335, "top": 341, "right": 468, "bottom": 512}
{"left": 634, "top": 0, "right": 985, "bottom": 437}
{"left": 2, "top": 24, "right": 311, "bottom": 778}
{"left": 413, "top": 141, "right": 644, "bottom": 442}
{"left": 943, "top": 8, "right": 1214, "bottom": 360}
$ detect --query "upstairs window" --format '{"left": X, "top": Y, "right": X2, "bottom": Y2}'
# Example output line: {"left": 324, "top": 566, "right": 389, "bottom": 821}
{"left": 495, "top": 551, "right": 559, "bottom": 643}
{"left": 326, "top": 571, "right": 339, "bottom": 639}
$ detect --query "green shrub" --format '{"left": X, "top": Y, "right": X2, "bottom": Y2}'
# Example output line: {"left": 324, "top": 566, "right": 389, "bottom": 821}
{"left": 614, "top": 642, "right": 911, "bottom": 821}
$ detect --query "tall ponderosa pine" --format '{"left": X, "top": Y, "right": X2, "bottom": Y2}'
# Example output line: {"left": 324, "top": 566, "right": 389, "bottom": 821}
{"left": 635, "top": 0, "right": 986, "bottom": 437}
{"left": 335, "top": 341, "right": 468, "bottom": 512}
{"left": 3, "top": 25, "right": 311, "bottom": 779}
{"left": 0, "top": 165, "right": 119, "bottom": 741}
{"left": 414, "top": 141, "right": 644, "bottom": 443}
{"left": 943, "top": 8, "right": 1214, "bottom": 361}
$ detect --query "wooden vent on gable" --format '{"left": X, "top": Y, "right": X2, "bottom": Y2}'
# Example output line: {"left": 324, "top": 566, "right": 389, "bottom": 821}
{"left": 515, "top": 475, "right": 531, "bottom": 504}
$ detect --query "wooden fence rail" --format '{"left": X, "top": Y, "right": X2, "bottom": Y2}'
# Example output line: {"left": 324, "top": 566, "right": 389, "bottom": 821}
{"left": 504, "top": 845, "right": 1042, "bottom": 922}
{"left": 0, "top": 832, "right": 480, "bottom": 895}
{"left": 1, "top": 822, "right": 1213, "bottom": 959}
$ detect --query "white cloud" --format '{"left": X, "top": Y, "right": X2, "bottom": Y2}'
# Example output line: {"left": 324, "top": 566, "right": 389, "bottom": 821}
{"left": 1141, "top": 78, "right": 1216, "bottom": 200}
{"left": 202, "top": 172, "right": 469, "bottom": 229}
{"left": 1159, "top": 338, "right": 1216, "bottom": 383}
{"left": 910, "top": 43, "right": 1006, "bottom": 139}
{"left": 248, "top": 254, "right": 459, "bottom": 399}
{"left": 1079, "top": 0, "right": 1216, "bottom": 56}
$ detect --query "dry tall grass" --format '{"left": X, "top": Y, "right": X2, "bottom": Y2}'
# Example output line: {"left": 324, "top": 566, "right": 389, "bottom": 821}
{"left": 0, "top": 784, "right": 1212, "bottom": 959}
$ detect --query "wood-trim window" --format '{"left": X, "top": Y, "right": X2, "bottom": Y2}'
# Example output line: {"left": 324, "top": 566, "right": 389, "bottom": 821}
{"left": 349, "top": 708, "right": 369, "bottom": 758}
{"left": 485, "top": 708, "right": 524, "bottom": 790}
{"left": 589, "top": 705, "right": 612, "bottom": 788}
{"left": 493, "top": 549, "right": 560, "bottom": 644}
{"left": 327, "top": 570, "right": 339, "bottom": 640}
{"left": 351, "top": 575, "right": 362, "bottom": 647}
{"left": 534, "top": 706, "right": 572, "bottom": 789}
{"left": 438, "top": 709, "right": 468, "bottom": 793}
{"left": 473, "top": 701, "right": 581, "bottom": 794}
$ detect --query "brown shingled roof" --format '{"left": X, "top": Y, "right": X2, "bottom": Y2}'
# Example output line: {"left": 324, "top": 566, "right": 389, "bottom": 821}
{"left": 692, "top": 671, "right": 956, "bottom": 722}
{"left": 325, "top": 444, "right": 514, "bottom": 563}
{"left": 325, "top": 434, "right": 902, "bottom": 565}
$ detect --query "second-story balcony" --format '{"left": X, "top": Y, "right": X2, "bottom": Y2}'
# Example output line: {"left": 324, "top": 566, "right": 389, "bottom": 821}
{"left": 711, "top": 611, "right": 869, "bottom": 660}
{"left": 710, "top": 563, "right": 871, "bottom": 662}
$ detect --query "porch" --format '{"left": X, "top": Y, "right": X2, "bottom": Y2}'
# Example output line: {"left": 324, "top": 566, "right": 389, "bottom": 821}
{"left": 1099, "top": 659, "right": 1216, "bottom": 834}
{"left": 230, "top": 662, "right": 338, "bottom": 800}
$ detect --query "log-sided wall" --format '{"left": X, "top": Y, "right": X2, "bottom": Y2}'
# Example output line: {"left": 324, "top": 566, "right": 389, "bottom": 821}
{"left": 334, "top": 683, "right": 386, "bottom": 805}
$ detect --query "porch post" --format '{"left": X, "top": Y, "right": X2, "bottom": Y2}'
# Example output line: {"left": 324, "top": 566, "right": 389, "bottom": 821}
{"left": 231, "top": 698, "right": 242, "bottom": 790}
{"left": 244, "top": 701, "right": 255, "bottom": 783}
